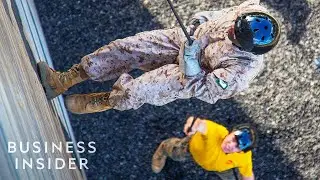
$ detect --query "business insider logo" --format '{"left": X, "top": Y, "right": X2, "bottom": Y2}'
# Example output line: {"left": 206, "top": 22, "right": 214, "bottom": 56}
{"left": 8, "top": 141, "right": 96, "bottom": 170}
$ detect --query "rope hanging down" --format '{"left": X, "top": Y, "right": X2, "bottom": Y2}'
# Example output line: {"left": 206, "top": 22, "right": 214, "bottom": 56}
{"left": 165, "top": 0, "right": 193, "bottom": 45}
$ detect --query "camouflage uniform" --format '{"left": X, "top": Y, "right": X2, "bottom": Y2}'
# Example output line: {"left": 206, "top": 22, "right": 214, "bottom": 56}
{"left": 80, "top": 0, "right": 268, "bottom": 111}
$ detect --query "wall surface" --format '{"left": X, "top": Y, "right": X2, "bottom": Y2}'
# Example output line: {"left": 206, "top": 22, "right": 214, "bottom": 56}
{"left": 0, "top": 0, "right": 83, "bottom": 179}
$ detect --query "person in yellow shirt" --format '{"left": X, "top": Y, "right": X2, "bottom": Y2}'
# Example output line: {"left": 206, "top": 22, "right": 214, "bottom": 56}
{"left": 151, "top": 117, "right": 257, "bottom": 180}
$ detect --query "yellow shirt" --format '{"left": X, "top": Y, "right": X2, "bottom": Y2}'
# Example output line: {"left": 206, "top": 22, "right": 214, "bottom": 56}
{"left": 189, "top": 120, "right": 253, "bottom": 177}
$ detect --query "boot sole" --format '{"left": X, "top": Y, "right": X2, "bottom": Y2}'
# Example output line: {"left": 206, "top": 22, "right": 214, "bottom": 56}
{"left": 37, "top": 62, "right": 60, "bottom": 99}
{"left": 65, "top": 94, "right": 112, "bottom": 114}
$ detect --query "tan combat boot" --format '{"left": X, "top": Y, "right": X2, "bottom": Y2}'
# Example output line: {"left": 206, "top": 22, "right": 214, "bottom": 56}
{"left": 65, "top": 92, "right": 113, "bottom": 114}
{"left": 37, "top": 62, "right": 89, "bottom": 99}
{"left": 152, "top": 142, "right": 168, "bottom": 173}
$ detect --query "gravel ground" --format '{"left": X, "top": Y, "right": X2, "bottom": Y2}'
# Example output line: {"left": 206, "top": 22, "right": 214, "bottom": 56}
{"left": 34, "top": 0, "right": 320, "bottom": 179}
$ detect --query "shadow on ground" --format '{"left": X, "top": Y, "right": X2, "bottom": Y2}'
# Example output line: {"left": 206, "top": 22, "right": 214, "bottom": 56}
{"left": 34, "top": 0, "right": 163, "bottom": 94}
{"left": 74, "top": 99, "right": 302, "bottom": 179}
{"left": 34, "top": 0, "right": 303, "bottom": 179}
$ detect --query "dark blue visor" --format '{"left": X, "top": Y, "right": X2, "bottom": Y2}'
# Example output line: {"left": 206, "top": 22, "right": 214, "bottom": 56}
{"left": 234, "top": 129, "right": 252, "bottom": 151}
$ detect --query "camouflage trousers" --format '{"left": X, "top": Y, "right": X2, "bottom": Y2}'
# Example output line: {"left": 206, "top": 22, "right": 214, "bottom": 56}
{"left": 161, "top": 137, "right": 239, "bottom": 180}
{"left": 80, "top": 28, "right": 187, "bottom": 111}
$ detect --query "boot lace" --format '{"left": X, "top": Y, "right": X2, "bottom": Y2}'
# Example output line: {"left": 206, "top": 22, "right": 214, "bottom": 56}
{"left": 89, "top": 93, "right": 109, "bottom": 106}
{"left": 59, "top": 65, "right": 80, "bottom": 85}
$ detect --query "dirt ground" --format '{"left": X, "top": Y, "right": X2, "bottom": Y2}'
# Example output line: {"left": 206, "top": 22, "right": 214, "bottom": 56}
{"left": 34, "top": 0, "right": 320, "bottom": 179}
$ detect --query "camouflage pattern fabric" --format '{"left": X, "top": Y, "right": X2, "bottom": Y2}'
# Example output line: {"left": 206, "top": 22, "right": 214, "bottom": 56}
{"left": 80, "top": 0, "right": 269, "bottom": 110}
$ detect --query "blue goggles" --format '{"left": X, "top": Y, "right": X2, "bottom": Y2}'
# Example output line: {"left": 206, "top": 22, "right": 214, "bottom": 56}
{"left": 234, "top": 129, "right": 252, "bottom": 151}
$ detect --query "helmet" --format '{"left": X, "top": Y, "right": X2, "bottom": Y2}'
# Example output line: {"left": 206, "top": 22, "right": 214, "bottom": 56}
{"left": 232, "top": 124, "right": 257, "bottom": 152}
{"left": 234, "top": 12, "right": 281, "bottom": 55}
